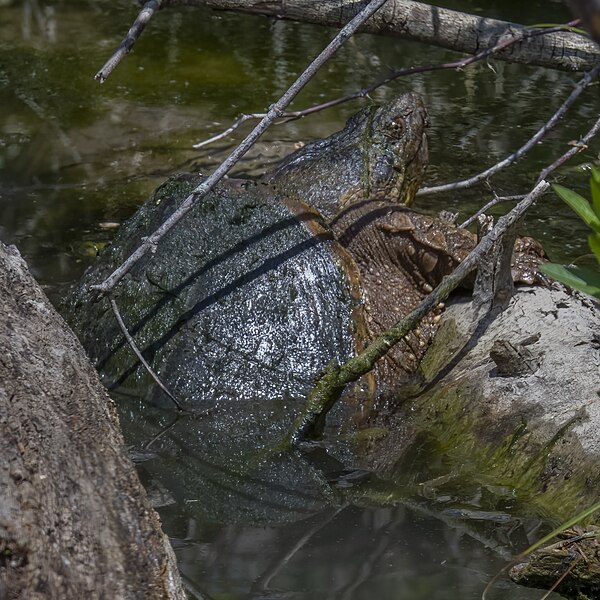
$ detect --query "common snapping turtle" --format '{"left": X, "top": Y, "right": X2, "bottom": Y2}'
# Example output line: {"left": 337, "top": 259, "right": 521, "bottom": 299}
{"left": 66, "top": 93, "right": 540, "bottom": 416}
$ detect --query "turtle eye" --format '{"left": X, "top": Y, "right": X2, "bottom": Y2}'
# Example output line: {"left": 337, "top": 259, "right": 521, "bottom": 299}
{"left": 388, "top": 116, "right": 405, "bottom": 139}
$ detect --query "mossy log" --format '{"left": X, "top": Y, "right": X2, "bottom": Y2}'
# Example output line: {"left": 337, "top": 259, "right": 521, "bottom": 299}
{"left": 364, "top": 285, "right": 600, "bottom": 524}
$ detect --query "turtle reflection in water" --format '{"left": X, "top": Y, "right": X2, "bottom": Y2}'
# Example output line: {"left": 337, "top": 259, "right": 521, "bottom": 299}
{"left": 67, "top": 92, "right": 544, "bottom": 420}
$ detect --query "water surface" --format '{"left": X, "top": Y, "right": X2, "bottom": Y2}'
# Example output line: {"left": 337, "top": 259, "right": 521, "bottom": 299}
{"left": 1, "top": 1, "right": 590, "bottom": 598}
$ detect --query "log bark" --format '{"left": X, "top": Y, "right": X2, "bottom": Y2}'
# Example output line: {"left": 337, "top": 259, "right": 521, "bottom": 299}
{"left": 170, "top": 0, "right": 600, "bottom": 72}
{"left": 0, "top": 242, "right": 185, "bottom": 599}
{"left": 366, "top": 285, "right": 600, "bottom": 522}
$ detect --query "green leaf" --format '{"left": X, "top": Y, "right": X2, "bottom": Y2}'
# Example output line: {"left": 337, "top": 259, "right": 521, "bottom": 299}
{"left": 552, "top": 184, "right": 600, "bottom": 232}
{"left": 539, "top": 263, "right": 600, "bottom": 296}
{"left": 589, "top": 233, "right": 600, "bottom": 263}
{"left": 591, "top": 167, "right": 600, "bottom": 216}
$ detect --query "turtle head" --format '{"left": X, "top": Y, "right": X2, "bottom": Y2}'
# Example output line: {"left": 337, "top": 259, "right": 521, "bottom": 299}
{"left": 363, "top": 92, "right": 429, "bottom": 206}
{"left": 265, "top": 92, "right": 429, "bottom": 218}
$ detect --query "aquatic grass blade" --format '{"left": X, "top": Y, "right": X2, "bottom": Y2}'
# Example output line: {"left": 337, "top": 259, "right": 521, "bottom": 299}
{"left": 552, "top": 183, "right": 600, "bottom": 232}
{"left": 539, "top": 263, "right": 600, "bottom": 296}
{"left": 520, "top": 500, "right": 600, "bottom": 557}
{"left": 529, "top": 22, "right": 588, "bottom": 35}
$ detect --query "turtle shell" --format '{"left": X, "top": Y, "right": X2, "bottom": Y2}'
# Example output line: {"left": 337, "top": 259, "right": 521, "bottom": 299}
{"left": 67, "top": 174, "right": 368, "bottom": 413}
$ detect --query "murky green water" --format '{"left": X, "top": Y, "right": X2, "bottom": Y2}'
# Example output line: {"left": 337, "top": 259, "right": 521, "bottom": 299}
{"left": 1, "top": 0, "right": 593, "bottom": 597}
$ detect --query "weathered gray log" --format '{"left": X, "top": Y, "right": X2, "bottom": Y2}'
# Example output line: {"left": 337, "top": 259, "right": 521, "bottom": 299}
{"left": 367, "top": 285, "right": 600, "bottom": 521}
{"left": 170, "top": 0, "right": 600, "bottom": 71}
{"left": 0, "top": 242, "right": 185, "bottom": 599}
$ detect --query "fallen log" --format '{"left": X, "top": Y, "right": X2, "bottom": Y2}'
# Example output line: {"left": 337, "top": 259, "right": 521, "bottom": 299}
{"left": 0, "top": 242, "right": 185, "bottom": 599}
{"left": 170, "top": 0, "right": 600, "bottom": 72}
{"left": 365, "top": 284, "right": 600, "bottom": 523}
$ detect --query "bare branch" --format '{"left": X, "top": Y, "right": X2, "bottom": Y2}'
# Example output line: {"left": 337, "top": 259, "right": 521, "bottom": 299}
{"left": 95, "top": 0, "right": 165, "bottom": 83}
{"left": 459, "top": 195, "right": 525, "bottom": 229}
{"left": 537, "top": 115, "right": 600, "bottom": 182}
{"left": 251, "top": 507, "right": 345, "bottom": 593}
{"left": 192, "top": 114, "right": 256, "bottom": 149}
{"left": 89, "top": 0, "right": 392, "bottom": 298}
{"left": 417, "top": 61, "right": 600, "bottom": 198}
{"left": 461, "top": 100, "right": 600, "bottom": 229}
{"left": 109, "top": 297, "right": 184, "bottom": 411}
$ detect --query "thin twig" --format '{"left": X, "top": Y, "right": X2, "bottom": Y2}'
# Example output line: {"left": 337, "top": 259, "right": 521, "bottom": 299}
{"left": 537, "top": 113, "right": 600, "bottom": 182}
{"left": 193, "top": 114, "right": 255, "bottom": 149}
{"left": 95, "top": 0, "right": 165, "bottom": 83}
{"left": 109, "top": 297, "right": 183, "bottom": 411}
{"left": 460, "top": 195, "right": 525, "bottom": 229}
{"left": 143, "top": 416, "right": 180, "bottom": 450}
{"left": 251, "top": 507, "right": 346, "bottom": 593}
{"left": 90, "top": 0, "right": 391, "bottom": 298}
{"left": 462, "top": 105, "right": 600, "bottom": 228}
{"left": 539, "top": 556, "right": 581, "bottom": 600}
{"left": 417, "top": 60, "right": 600, "bottom": 197}
{"left": 193, "top": 20, "right": 579, "bottom": 149}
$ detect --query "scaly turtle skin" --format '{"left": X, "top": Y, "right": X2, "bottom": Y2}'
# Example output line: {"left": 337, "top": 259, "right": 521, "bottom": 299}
{"left": 265, "top": 91, "right": 428, "bottom": 218}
